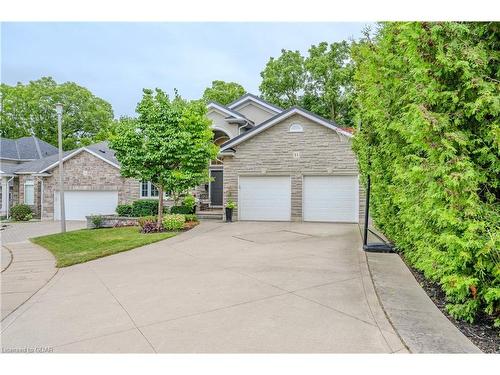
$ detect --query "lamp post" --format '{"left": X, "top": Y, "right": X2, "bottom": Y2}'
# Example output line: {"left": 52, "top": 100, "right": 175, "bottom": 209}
{"left": 55, "top": 103, "right": 66, "bottom": 233}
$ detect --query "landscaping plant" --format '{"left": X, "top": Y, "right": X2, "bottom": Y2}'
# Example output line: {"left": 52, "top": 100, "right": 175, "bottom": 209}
{"left": 184, "top": 214, "right": 198, "bottom": 222}
{"left": 90, "top": 214, "right": 103, "bottom": 229}
{"left": 10, "top": 204, "right": 33, "bottom": 221}
{"left": 162, "top": 214, "right": 186, "bottom": 231}
{"left": 116, "top": 204, "right": 134, "bottom": 217}
{"left": 352, "top": 22, "right": 499, "bottom": 325}
{"left": 110, "top": 89, "right": 218, "bottom": 228}
{"left": 131, "top": 199, "right": 158, "bottom": 217}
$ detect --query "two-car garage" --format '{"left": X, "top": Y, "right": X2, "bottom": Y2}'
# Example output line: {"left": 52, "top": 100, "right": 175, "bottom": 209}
{"left": 238, "top": 175, "right": 358, "bottom": 223}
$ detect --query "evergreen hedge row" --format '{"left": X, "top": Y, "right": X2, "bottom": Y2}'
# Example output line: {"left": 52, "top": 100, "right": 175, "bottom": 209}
{"left": 352, "top": 22, "right": 499, "bottom": 325}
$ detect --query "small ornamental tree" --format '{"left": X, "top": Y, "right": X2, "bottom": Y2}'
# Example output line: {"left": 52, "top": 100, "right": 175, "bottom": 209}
{"left": 110, "top": 89, "right": 218, "bottom": 227}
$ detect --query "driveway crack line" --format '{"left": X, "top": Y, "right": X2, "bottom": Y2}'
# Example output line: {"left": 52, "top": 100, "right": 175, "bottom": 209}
{"left": 86, "top": 264, "right": 158, "bottom": 353}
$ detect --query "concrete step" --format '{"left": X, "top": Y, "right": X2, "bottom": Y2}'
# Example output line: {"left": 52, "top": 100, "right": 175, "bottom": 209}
{"left": 197, "top": 211, "right": 223, "bottom": 220}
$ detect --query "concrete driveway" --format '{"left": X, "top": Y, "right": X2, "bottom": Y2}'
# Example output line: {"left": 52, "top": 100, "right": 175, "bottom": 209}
{"left": 0, "top": 221, "right": 407, "bottom": 353}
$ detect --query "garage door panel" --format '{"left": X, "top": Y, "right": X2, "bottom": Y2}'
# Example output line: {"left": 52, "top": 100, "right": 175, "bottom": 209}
{"left": 304, "top": 176, "right": 358, "bottom": 223}
{"left": 239, "top": 177, "right": 291, "bottom": 221}
{"left": 54, "top": 191, "right": 119, "bottom": 220}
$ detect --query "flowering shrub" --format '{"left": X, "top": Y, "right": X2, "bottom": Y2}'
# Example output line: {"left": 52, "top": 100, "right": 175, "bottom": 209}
{"left": 162, "top": 214, "right": 185, "bottom": 231}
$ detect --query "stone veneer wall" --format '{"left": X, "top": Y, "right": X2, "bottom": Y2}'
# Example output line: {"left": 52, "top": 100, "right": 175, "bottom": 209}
{"left": 40, "top": 150, "right": 139, "bottom": 220}
{"left": 17, "top": 175, "right": 43, "bottom": 218}
{"left": 222, "top": 113, "right": 364, "bottom": 222}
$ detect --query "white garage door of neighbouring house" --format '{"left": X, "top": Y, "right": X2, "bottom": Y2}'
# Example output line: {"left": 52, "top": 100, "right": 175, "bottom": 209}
{"left": 303, "top": 175, "right": 358, "bottom": 223}
{"left": 239, "top": 176, "right": 291, "bottom": 221}
{"left": 54, "top": 191, "right": 119, "bottom": 220}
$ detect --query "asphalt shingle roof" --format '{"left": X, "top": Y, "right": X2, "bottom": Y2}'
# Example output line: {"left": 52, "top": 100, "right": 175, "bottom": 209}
{"left": 0, "top": 136, "right": 58, "bottom": 161}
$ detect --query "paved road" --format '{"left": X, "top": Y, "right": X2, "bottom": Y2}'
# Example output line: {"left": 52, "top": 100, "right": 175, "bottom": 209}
{"left": 1, "top": 220, "right": 86, "bottom": 244}
{"left": 0, "top": 221, "right": 407, "bottom": 353}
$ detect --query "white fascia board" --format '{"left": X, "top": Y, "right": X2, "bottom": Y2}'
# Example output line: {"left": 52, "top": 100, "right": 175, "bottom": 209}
{"left": 39, "top": 147, "right": 120, "bottom": 173}
{"left": 207, "top": 103, "right": 244, "bottom": 119}
{"left": 228, "top": 96, "right": 281, "bottom": 114}
{"left": 221, "top": 108, "right": 352, "bottom": 151}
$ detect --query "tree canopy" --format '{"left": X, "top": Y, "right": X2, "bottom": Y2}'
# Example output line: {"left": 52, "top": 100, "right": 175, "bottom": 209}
{"left": 259, "top": 44, "right": 354, "bottom": 125}
{"left": 352, "top": 22, "right": 499, "bottom": 325}
{"left": 202, "top": 80, "right": 246, "bottom": 105}
{"left": 110, "top": 88, "right": 218, "bottom": 225}
{"left": 0, "top": 77, "right": 114, "bottom": 150}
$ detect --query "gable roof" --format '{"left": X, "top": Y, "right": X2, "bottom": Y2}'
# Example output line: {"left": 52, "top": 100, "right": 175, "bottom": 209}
{"left": 0, "top": 136, "right": 58, "bottom": 161}
{"left": 227, "top": 93, "right": 283, "bottom": 113}
{"left": 13, "top": 141, "right": 120, "bottom": 174}
{"left": 220, "top": 106, "right": 353, "bottom": 151}
{"left": 206, "top": 101, "right": 248, "bottom": 120}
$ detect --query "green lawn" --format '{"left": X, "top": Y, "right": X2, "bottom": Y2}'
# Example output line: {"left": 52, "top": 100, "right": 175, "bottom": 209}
{"left": 31, "top": 226, "right": 177, "bottom": 267}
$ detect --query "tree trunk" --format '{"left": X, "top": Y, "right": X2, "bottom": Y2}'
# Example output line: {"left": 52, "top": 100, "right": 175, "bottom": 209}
{"left": 157, "top": 186, "right": 164, "bottom": 228}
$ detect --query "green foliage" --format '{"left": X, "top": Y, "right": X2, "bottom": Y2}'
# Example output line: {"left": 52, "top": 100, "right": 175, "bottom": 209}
{"left": 0, "top": 77, "right": 114, "bottom": 149}
{"left": 202, "top": 80, "right": 245, "bottom": 105}
{"left": 182, "top": 195, "right": 196, "bottom": 210}
{"left": 352, "top": 22, "right": 500, "bottom": 325}
{"left": 259, "top": 44, "right": 354, "bottom": 125}
{"left": 116, "top": 204, "right": 134, "bottom": 217}
{"left": 162, "top": 214, "right": 186, "bottom": 231}
{"left": 110, "top": 88, "right": 218, "bottom": 225}
{"left": 259, "top": 49, "right": 306, "bottom": 109}
{"left": 131, "top": 200, "right": 159, "bottom": 217}
{"left": 90, "top": 215, "right": 103, "bottom": 229}
{"left": 184, "top": 214, "right": 198, "bottom": 222}
{"left": 10, "top": 204, "right": 33, "bottom": 221}
{"left": 225, "top": 199, "right": 236, "bottom": 209}
{"left": 170, "top": 205, "right": 193, "bottom": 214}
{"left": 137, "top": 216, "right": 157, "bottom": 230}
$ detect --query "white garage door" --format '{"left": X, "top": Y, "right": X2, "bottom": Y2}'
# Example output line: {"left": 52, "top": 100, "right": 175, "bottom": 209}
{"left": 239, "top": 176, "right": 291, "bottom": 221}
{"left": 303, "top": 175, "right": 358, "bottom": 223}
{"left": 54, "top": 191, "right": 119, "bottom": 220}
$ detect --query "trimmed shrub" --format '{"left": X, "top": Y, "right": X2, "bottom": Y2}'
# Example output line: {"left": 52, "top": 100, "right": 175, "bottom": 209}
{"left": 162, "top": 214, "right": 185, "bottom": 231}
{"left": 184, "top": 214, "right": 198, "bottom": 222}
{"left": 90, "top": 215, "right": 103, "bottom": 229}
{"left": 116, "top": 204, "right": 133, "bottom": 217}
{"left": 183, "top": 195, "right": 196, "bottom": 211}
{"left": 170, "top": 205, "right": 193, "bottom": 215}
{"left": 132, "top": 199, "right": 158, "bottom": 217}
{"left": 10, "top": 204, "right": 33, "bottom": 221}
{"left": 352, "top": 22, "right": 500, "bottom": 325}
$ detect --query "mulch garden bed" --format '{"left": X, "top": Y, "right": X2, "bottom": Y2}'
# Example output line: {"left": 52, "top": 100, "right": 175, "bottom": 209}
{"left": 399, "top": 253, "right": 499, "bottom": 353}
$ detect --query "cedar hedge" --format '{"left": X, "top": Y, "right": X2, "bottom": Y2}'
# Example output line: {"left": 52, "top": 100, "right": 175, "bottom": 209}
{"left": 352, "top": 22, "right": 499, "bottom": 325}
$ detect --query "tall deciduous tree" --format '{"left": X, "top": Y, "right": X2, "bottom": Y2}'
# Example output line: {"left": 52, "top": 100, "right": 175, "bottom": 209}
{"left": 202, "top": 80, "right": 245, "bottom": 105}
{"left": 304, "top": 41, "right": 354, "bottom": 125}
{"left": 352, "top": 22, "right": 499, "bottom": 325}
{"left": 0, "top": 77, "right": 114, "bottom": 149}
{"left": 110, "top": 89, "right": 218, "bottom": 226}
{"left": 259, "top": 49, "right": 306, "bottom": 109}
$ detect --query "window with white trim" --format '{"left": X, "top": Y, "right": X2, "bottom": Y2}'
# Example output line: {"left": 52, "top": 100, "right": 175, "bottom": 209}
{"left": 140, "top": 181, "right": 160, "bottom": 198}
{"left": 24, "top": 180, "right": 35, "bottom": 205}
{"left": 289, "top": 123, "right": 304, "bottom": 133}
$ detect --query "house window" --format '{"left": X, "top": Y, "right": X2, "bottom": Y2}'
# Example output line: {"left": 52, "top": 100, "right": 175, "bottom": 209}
{"left": 289, "top": 123, "right": 304, "bottom": 133}
{"left": 140, "top": 181, "right": 160, "bottom": 198}
{"left": 24, "top": 180, "right": 35, "bottom": 205}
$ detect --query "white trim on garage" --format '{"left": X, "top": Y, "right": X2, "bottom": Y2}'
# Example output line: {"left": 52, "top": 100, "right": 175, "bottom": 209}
{"left": 302, "top": 175, "right": 359, "bottom": 223}
{"left": 238, "top": 175, "right": 291, "bottom": 221}
{"left": 54, "top": 190, "right": 119, "bottom": 220}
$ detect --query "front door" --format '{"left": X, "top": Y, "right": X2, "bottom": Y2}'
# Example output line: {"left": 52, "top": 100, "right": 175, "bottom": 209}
{"left": 210, "top": 170, "right": 223, "bottom": 206}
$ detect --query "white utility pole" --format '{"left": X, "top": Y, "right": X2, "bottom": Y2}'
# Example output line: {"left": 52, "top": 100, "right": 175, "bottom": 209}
{"left": 55, "top": 103, "right": 66, "bottom": 233}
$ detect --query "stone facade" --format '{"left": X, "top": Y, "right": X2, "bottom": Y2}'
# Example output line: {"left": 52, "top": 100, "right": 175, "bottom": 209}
{"left": 222, "top": 113, "right": 364, "bottom": 222}
{"left": 17, "top": 175, "right": 43, "bottom": 218}
{"left": 39, "top": 150, "right": 139, "bottom": 220}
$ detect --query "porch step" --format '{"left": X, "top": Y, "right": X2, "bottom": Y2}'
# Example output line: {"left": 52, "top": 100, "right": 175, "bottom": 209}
{"left": 197, "top": 210, "right": 223, "bottom": 220}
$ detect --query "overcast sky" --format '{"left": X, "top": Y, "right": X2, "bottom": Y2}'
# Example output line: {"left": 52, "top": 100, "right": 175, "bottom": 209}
{"left": 1, "top": 22, "right": 369, "bottom": 117}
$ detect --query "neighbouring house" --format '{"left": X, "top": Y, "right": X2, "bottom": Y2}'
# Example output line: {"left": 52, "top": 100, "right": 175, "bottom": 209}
{"left": 1, "top": 136, "right": 59, "bottom": 217}
{"left": 1, "top": 93, "right": 362, "bottom": 223}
